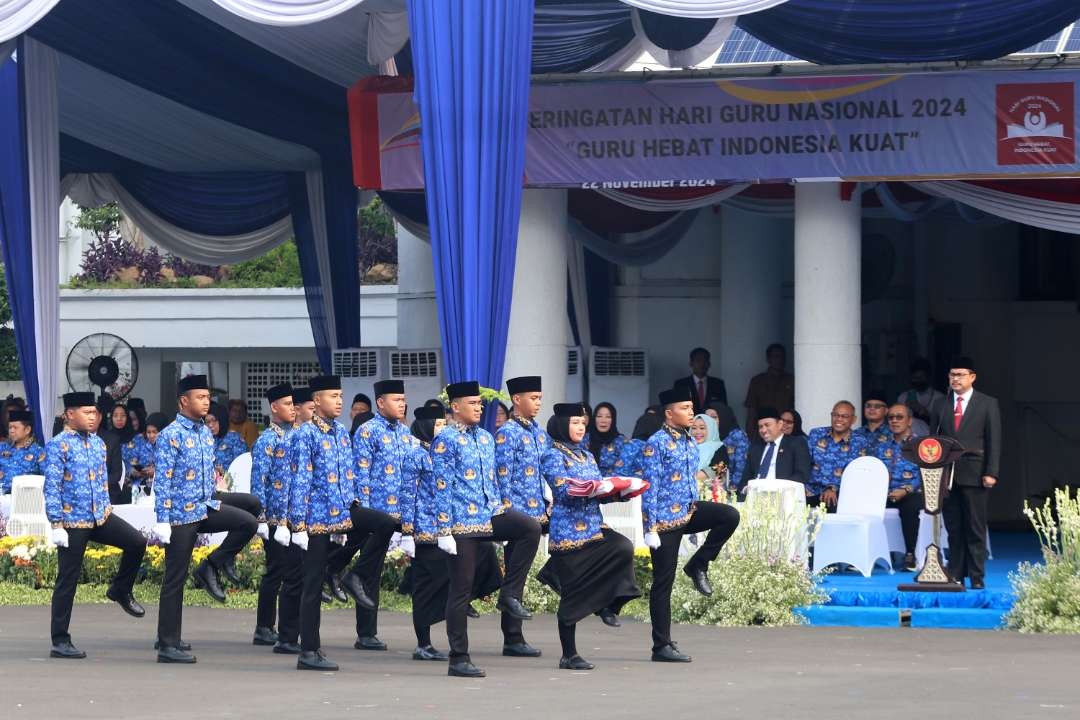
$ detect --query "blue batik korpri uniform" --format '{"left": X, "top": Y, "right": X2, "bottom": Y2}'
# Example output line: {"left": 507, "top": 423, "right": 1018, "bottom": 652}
{"left": 593, "top": 435, "right": 627, "bottom": 476}
{"left": 616, "top": 439, "right": 647, "bottom": 479}
{"left": 403, "top": 440, "right": 438, "bottom": 542}
{"left": 154, "top": 414, "right": 220, "bottom": 525}
{"left": 0, "top": 439, "right": 45, "bottom": 494}
{"left": 874, "top": 436, "right": 922, "bottom": 493}
{"left": 431, "top": 422, "right": 504, "bottom": 537}
{"left": 353, "top": 413, "right": 416, "bottom": 528}
{"left": 541, "top": 441, "right": 607, "bottom": 552}
{"left": 807, "top": 427, "right": 869, "bottom": 497}
{"left": 494, "top": 415, "right": 550, "bottom": 524}
{"left": 640, "top": 424, "right": 700, "bottom": 535}
{"left": 44, "top": 430, "right": 110, "bottom": 528}
{"left": 214, "top": 431, "right": 247, "bottom": 474}
{"left": 721, "top": 428, "right": 750, "bottom": 491}
{"left": 251, "top": 422, "right": 295, "bottom": 525}
{"left": 288, "top": 415, "right": 358, "bottom": 534}
{"left": 854, "top": 424, "right": 891, "bottom": 456}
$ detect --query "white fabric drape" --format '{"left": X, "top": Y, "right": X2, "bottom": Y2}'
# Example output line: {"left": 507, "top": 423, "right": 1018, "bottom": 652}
{"left": 918, "top": 180, "right": 1080, "bottom": 235}
{"left": 366, "top": 11, "right": 408, "bottom": 65}
{"left": 65, "top": 173, "right": 294, "bottom": 264}
{"left": 209, "top": 0, "right": 368, "bottom": 26}
{"left": 586, "top": 36, "right": 646, "bottom": 72}
{"left": 631, "top": 9, "right": 734, "bottom": 68}
{"left": 305, "top": 169, "right": 338, "bottom": 350}
{"left": 23, "top": 37, "right": 60, "bottom": 420}
{"left": 620, "top": 0, "right": 789, "bottom": 18}
{"left": 599, "top": 183, "right": 749, "bottom": 211}
{"left": 0, "top": 0, "right": 60, "bottom": 42}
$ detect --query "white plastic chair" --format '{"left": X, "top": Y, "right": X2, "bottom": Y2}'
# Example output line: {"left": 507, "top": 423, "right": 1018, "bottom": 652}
{"left": 884, "top": 508, "right": 906, "bottom": 556}
{"left": 6, "top": 474, "right": 51, "bottom": 540}
{"left": 811, "top": 457, "right": 893, "bottom": 577}
{"left": 227, "top": 452, "right": 253, "bottom": 494}
{"left": 600, "top": 495, "right": 645, "bottom": 549}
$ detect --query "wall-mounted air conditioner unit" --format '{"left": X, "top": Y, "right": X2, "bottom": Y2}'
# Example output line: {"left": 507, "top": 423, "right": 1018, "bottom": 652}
{"left": 588, "top": 347, "right": 649, "bottom": 427}
{"left": 565, "top": 346, "right": 584, "bottom": 404}
{"left": 389, "top": 349, "right": 444, "bottom": 407}
{"left": 332, "top": 348, "right": 385, "bottom": 412}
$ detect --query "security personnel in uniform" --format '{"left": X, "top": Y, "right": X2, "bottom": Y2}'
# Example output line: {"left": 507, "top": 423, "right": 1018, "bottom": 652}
{"left": 250, "top": 383, "right": 302, "bottom": 653}
{"left": 45, "top": 393, "right": 146, "bottom": 659}
{"left": 492, "top": 375, "right": 547, "bottom": 657}
{"left": 1, "top": 409, "right": 45, "bottom": 493}
{"left": 153, "top": 375, "right": 259, "bottom": 664}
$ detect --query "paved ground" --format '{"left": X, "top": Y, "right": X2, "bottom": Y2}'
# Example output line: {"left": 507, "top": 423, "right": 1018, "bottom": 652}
{"left": 1, "top": 605, "right": 1078, "bottom": 719}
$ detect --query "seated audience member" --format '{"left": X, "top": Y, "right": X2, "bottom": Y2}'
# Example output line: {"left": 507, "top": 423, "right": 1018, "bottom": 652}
{"left": 779, "top": 409, "right": 806, "bottom": 438}
{"left": 207, "top": 403, "right": 247, "bottom": 483}
{"left": 876, "top": 404, "right": 923, "bottom": 571}
{"left": 855, "top": 392, "right": 890, "bottom": 451}
{"left": 228, "top": 399, "right": 260, "bottom": 449}
{"left": 587, "top": 402, "right": 626, "bottom": 475}
{"left": 673, "top": 347, "right": 727, "bottom": 414}
{"left": 494, "top": 401, "right": 510, "bottom": 430}
{"left": 806, "top": 401, "right": 869, "bottom": 511}
{"left": 0, "top": 396, "right": 27, "bottom": 443}
{"left": 101, "top": 403, "right": 135, "bottom": 504}
{"left": 123, "top": 411, "right": 168, "bottom": 499}
{"left": 690, "top": 414, "right": 727, "bottom": 501}
{"left": 0, "top": 409, "right": 45, "bottom": 493}
{"left": 616, "top": 412, "right": 664, "bottom": 479}
{"left": 744, "top": 343, "right": 795, "bottom": 434}
{"left": 350, "top": 409, "right": 375, "bottom": 436}
{"left": 741, "top": 406, "right": 811, "bottom": 493}
{"left": 579, "top": 402, "right": 593, "bottom": 451}
{"left": 898, "top": 357, "right": 941, "bottom": 437}
{"left": 350, "top": 393, "right": 373, "bottom": 421}
{"left": 706, "top": 403, "right": 750, "bottom": 492}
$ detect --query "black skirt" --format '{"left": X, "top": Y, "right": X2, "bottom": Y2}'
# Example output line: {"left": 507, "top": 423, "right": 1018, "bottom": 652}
{"left": 538, "top": 528, "right": 641, "bottom": 625}
{"left": 405, "top": 541, "right": 505, "bottom": 628}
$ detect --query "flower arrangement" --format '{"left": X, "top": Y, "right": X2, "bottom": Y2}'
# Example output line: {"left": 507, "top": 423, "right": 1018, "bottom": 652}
{"left": 436, "top": 385, "right": 510, "bottom": 408}
{"left": 1007, "top": 489, "right": 1080, "bottom": 633}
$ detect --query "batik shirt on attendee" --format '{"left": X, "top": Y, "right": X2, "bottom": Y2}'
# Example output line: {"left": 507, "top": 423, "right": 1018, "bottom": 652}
{"left": 494, "top": 415, "right": 550, "bottom": 523}
{"left": 595, "top": 435, "right": 628, "bottom": 476}
{"left": 854, "top": 424, "right": 891, "bottom": 455}
{"left": 874, "top": 437, "right": 922, "bottom": 493}
{"left": 431, "top": 421, "right": 503, "bottom": 537}
{"left": 0, "top": 439, "right": 45, "bottom": 493}
{"left": 641, "top": 425, "right": 700, "bottom": 535}
{"left": 251, "top": 422, "right": 294, "bottom": 525}
{"left": 721, "top": 428, "right": 750, "bottom": 491}
{"left": 44, "top": 430, "right": 110, "bottom": 528}
{"left": 807, "top": 427, "right": 869, "bottom": 497}
{"left": 213, "top": 431, "right": 247, "bottom": 474}
{"left": 154, "top": 414, "right": 219, "bottom": 525}
{"left": 402, "top": 440, "right": 436, "bottom": 541}
{"left": 542, "top": 441, "right": 607, "bottom": 553}
{"left": 353, "top": 413, "right": 415, "bottom": 529}
{"left": 616, "top": 439, "right": 648, "bottom": 479}
{"left": 288, "top": 415, "right": 358, "bottom": 534}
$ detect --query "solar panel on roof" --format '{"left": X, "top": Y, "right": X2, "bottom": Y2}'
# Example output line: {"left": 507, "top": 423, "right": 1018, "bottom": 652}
{"left": 1064, "top": 23, "right": 1080, "bottom": 52}
{"left": 714, "top": 27, "right": 798, "bottom": 65}
{"left": 1017, "top": 30, "right": 1063, "bottom": 54}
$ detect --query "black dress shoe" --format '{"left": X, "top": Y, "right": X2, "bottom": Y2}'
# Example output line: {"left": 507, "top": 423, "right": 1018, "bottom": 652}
{"left": 502, "top": 642, "right": 542, "bottom": 658}
{"left": 466, "top": 603, "right": 480, "bottom": 619}
{"left": 651, "top": 644, "right": 692, "bottom": 663}
{"left": 325, "top": 571, "right": 348, "bottom": 603}
{"left": 496, "top": 596, "right": 532, "bottom": 620}
{"left": 297, "top": 650, "right": 338, "bottom": 671}
{"left": 273, "top": 641, "right": 302, "bottom": 655}
{"left": 252, "top": 626, "right": 279, "bottom": 646}
{"left": 559, "top": 654, "right": 595, "bottom": 670}
{"left": 220, "top": 559, "right": 242, "bottom": 586}
{"left": 340, "top": 571, "right": 376, "bottom": 610}
{"left": 598, "top": 608, "right": 621, "bottom": 627}
{"left": 154, "top": 639, "right": 192, "bottom": 652}
{"left": 321, "top": 590, "right": 333, "bottom": 604}
{"left": 683, "top": 564, "right": 713, "bottom": 597}
{"left": 106, "top": 589, "right": 145, "bottom": 618}
{"left": 448, "top": 661, "right": 486, "bottom": 678}
{"left": 413, "top": 645, "right": 449, "bottom": 661}
{"left": 902, "top": 553, "right": 918, "bottom": 572}
{"left": 192, "top": 560, "right": 226, "bottom": 603}
{"left": 971, "top": 579, "right": 986, "bottom": 590}
{"left": 353, "top": 636, "right": 387, "bottom": 651}
{"left": 157, "top": 646, "right": 197, "bottom": 664}
{"left": 50, "top": 641, "right": 86, "bottom": 659}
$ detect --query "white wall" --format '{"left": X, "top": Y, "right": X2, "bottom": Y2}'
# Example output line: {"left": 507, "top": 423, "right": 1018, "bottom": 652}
{"left": 396, "top": 225, "right": 439, "bottom": 350}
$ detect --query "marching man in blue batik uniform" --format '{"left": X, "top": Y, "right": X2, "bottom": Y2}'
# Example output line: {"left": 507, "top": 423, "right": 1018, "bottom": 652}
{"left": 286, "top": 375, "right": 397, "bottom": 671}
{"left": 642, "top": 386, "right": 740, "bottom": 663}
{"left": 1, "top": 408, "right": 45, "bottom": 493}
{"left": 492, "top": 375, "right": 549, "bottom": 658}
{"left": 249, "top": 383, "right": 303, "bottom": 654}
{"left": 152, "top": 374, "right": 259, "bottom": 664}
{"left": 45, "top": 394, "right": 147, "bottom": 660}
{"left": 433, "top": 380, "right": 541, "bottom": 679}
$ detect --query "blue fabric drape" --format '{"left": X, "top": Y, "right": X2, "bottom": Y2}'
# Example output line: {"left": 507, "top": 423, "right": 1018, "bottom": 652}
{"left": 0, "top": 54, "right": 42, "bottom": 437}
{"left": 532, "top": 1, "right": 635, "bottom": 73}
{"left": 287, "top": 173, "right": 331, "bottom": 372}
{"left": 407, "top": 0, "right": 534, "bottom": 392}
{"left": 739, "top": 0, "right": 1080, "bottom": 64}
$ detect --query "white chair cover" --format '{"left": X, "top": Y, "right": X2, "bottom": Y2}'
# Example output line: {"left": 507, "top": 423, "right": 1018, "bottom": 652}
{"left": 227, "top": 452, "right": 253, "bottom": 494}
{"left": 7, "top": 474, "right": 51, "bottom": 540}
{"left": 601, "top": 495, "right": 645, "bottom": 549}
{"left": 812, "top": 457, "right": 893, "bottom": 577}
{"left": 883, "top": 507, "right": 906, "bottom": 556}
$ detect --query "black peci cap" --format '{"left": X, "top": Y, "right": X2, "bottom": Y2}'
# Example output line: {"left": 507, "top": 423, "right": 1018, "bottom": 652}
{"left": 63, "top": 392, "right": 97, "bottom": 408}
{"left": 446, "top": 381, "right": 481, "bottom": 400}
{"left": 373, "top": 380, "right": 405, "bottom": 397}
{"left": 506, "top": 376, "right": 542, "bottom": 395}
{"left": 949, "top": 355, "right": 976, "bottom": 373}
{"left": 553, "top": 402, "right": 585, "bottom": 417}
{"left": 177, "top": 375, "right": 209, "bottom": 395}
{"left": 265, "top": 383, "right": 293, "bottom": 403}
{"left": 308, "top": 375, "right": 341, "bottom": 392}
{"left": 293, "top": 387, "right": 313, "bottom": 404}
{"left": 658, "top": 385, "right": 693, "bottom": 406}
{"left": 413, "top": 405, "right": 446, "bottom": 421}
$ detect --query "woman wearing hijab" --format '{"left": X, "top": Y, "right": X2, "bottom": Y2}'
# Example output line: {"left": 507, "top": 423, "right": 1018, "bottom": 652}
{"left": 206, "top": 403, "right": 247, "bottom": 480}
{"left": 617, "top": 412, "right": 664, "bottom": 479}
{"left": 123, "top": 411, "right": 168, "bottom": 498}
{"left": 587, "top": 402, "right": 626, "bottom": 475}
{"left": 404, "top": 406, "right": 502, "bottom": 661}
{"left": 690, "top": 414, "right": 728, "bottom": 502}
{"left": 705, "top": 403, "right": 750, "bottom": 492}
{"left": 539, "top": 403, "right": 642, "bottom": 670}
{"left": 99, "top": 403, "right": 135, "bottom": 504}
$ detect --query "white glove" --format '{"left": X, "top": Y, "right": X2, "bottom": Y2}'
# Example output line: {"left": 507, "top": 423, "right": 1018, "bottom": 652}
{"left": 594, "top": 480, "right": 615, "bottom": 497}
{"left": 273, "top": 525, "right": 291, "bottom": 547}
{"left": 51, "top": 527, "right": 69, "bottom": 548}
{"left": 622, "top": 477, "right": 646, "bottom": 496}
{"left": 644, "top": 532, "right": 661, "bottom": 550}
{"left": 390, "top": 531, "right": 402, "bottom": 547}
{"left": 153, "top": 522, "right": 172, "bottom": 545}
{"left": 292, "top": 530, "right": 309, "bottom": 551}
{"left": 331, "top": 533, "right": 347, "bottom": 545}
{"left": 437, "top": 535, "right": 457, "bottom": 555}
{"left": 256, "top": 522, "right": 269, "bottom": 540}
{"left": 399, "top": 535, "right": 416, "bottom": 558}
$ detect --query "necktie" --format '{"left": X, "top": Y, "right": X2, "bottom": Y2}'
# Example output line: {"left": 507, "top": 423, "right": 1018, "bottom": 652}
{"left": 757, "top": 442, "right": 775, "bottom": 478}
{"left": 953, "top": 396, "right": 964, "bottom": 431}
{"left": 696, "top": 378, "right": 705, "bottom": 408}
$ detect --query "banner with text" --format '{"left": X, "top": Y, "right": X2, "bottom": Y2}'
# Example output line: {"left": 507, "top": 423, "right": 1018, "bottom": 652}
{"left": 348, "top": 71, "right": 1080, "bottom": 190}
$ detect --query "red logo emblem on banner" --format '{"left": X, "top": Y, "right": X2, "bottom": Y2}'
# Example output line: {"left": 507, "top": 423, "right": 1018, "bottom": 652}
{"left": 996, "top": 82, "right": 1075, "bottom": 166}
{"left": 917, "top": 438, "right": 943, "bottom": 465}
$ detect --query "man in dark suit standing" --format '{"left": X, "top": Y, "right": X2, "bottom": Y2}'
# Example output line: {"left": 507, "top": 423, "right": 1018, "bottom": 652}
{"left": 739, "top": 407, "right": 811, "bottom": 495}
{"left": 672, "top": 347, "right": 727, "bottom": 415}
{"left": 930, "top": 356, "right": 1001, "bottom": 590}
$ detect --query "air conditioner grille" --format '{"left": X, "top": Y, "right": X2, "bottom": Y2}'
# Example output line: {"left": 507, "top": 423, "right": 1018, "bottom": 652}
{"left": 593, "top": 350, "right": 646, "bottom": 377}
{"left": 244, "top": 361, "right": 322, "bottom": 425}
{"left": 391, "top": 350, "right": 439, "bottom": 378}
{"left": 333, "top": 350, "right": 378, "bottom": 378}
{"left": 567, "top": 348, "right": 580, "bottom": 376}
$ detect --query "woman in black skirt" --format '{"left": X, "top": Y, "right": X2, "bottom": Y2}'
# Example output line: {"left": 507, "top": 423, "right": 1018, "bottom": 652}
{"left": 539, "top": 403, "right": 643, "bottom": 670}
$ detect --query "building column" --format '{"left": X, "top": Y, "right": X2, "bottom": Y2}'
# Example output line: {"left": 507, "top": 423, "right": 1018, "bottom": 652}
{"left": 395, "top": 225, "right": 439, "bottom": 350}
{"left": 794, "top": 182, "right": 862, "bottom": 429}
{"left": 503, "top": 189, "right": 570, "bottom": 406}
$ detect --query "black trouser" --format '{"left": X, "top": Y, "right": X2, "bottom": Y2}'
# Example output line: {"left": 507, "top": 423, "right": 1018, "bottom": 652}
{"left": 411, "top": 544, "right": 448, "bottom": 647}
{"left": 300, "top": 533, "right": 332, "bottom": 652}
{"left": 256, "top": 531, "right": 303, "bottom": 643}
{"left": 328, "top": 507, "right": 398, "bottom": 638}
{"left": 446, "top": 510, "right": 540, "bottom": 663}
{"left": 649, "top": 501, "right": 740, "bottom": 651}
{"left": 156, "top": 504, "right": 258, "bottom": 648}
{"left": 943, "top": 485, "right": 989, "bottom": 583}
{"left": 499, "top": 520, "right": 543, "bottom": 645}
{"left": 51, "top": 514, "right": 146, "bottom": 644}
{"left": 887, "top": 491, "right": 923, "bottom": 555}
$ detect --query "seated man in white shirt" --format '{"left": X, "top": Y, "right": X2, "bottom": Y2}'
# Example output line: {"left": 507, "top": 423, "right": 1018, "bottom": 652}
{"left": 739, "top": 407, "right": 811, "bottom": 493}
